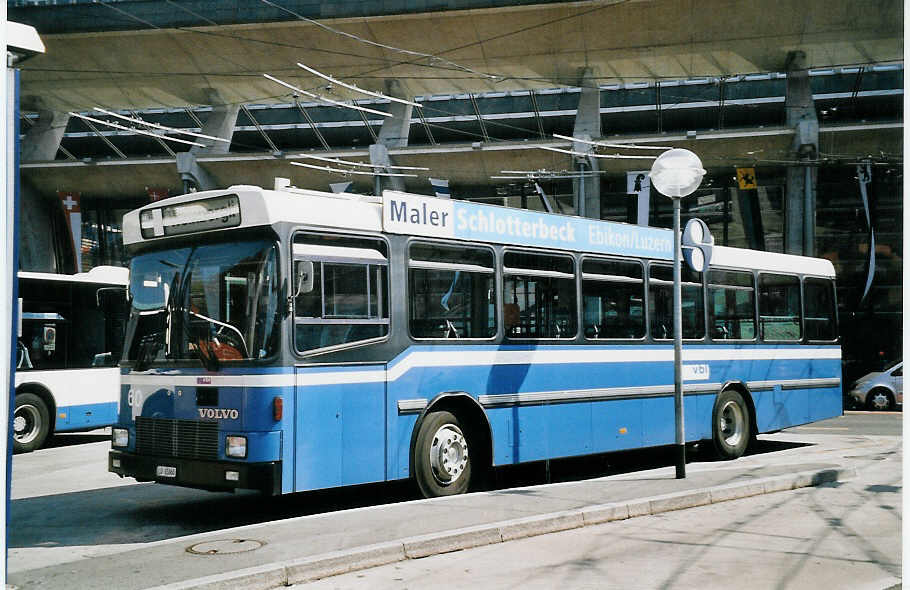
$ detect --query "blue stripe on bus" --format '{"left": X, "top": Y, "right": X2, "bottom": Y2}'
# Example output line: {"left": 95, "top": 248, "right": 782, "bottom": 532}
{"left": 55, "top": 401, "right": 118, "bottom": 432}
{"left": 120, "top": 343, "right": 841, "bottom": 492}
{"left": 382, "top": 344, "right": 841, "bottom": 479}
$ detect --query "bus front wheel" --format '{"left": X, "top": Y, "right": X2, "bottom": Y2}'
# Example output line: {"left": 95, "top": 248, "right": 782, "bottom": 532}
{"left": 414, "top": 410, "right": 472, "bottom": 498}
{"left": 13, "top": 393, "right": 50, "bottom": 454}
{"left": 712, "top": 390, "right": 751, "bottom": 460}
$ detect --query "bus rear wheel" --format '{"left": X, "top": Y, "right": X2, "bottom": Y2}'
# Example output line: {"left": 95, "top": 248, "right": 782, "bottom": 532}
{"left": 414, "top": 410, "right": 472, "bottom": 498}
{"left": 13, "top": 393, "right": 50, "bottom": 454}
{"left": 712, "top": 390, "right": 751, "bottom": 460}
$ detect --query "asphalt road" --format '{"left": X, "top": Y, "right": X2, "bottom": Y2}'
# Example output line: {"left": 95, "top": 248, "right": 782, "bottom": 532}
{"left": 8, "top": 411, "right": 902, "bottom": 580}
{"left": 787, "top": 410, "right": 903, "bottom": 437}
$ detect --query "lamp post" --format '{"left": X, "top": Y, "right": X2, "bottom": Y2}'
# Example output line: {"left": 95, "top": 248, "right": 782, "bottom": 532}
{"left": 649, "top": 148, "right": 706, "bottom": 479}
{"left": 6, "top": 22, "right": 45, "bottom": 585}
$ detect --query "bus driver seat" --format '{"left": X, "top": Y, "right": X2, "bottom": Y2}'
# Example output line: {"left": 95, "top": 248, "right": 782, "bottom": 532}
{"left": 504, "top": 303, "right": 520, "bottom": 334}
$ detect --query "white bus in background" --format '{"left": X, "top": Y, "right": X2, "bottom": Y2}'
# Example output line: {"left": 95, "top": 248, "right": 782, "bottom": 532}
{"left": 14, "top": 266, "right": 129, "bottom": 453}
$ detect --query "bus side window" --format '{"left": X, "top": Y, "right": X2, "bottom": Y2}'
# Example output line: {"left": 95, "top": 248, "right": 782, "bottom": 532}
{"left": 295, "top": 261, "right": 389, "bottom": 352}
{"left": 19, "top": 319, "right": 68, "bottom": 370}
{"left": 707, "top": 269, "right": 755, "bottom": 340}
{"left": 582, "top": 258, "right": 645, "bottom": 340}
{"left": 759, "top": 273, "right": 801, "bottom": 341}
{"left": 804, "top": 278, "right": 836, "bottom": 341}
{"left": 648, "top": 263, "right": 705, "bottom": 340}
{"left": 291, "top": 233, "right": 391, "bottom": 354}
{"left": 408, "top": 242, "right": 496, "bottom": 340}
{"left": 503, "top": 251, "right": 576, "bottom": 340}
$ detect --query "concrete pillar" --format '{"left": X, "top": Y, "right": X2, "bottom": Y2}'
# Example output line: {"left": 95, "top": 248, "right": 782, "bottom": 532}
{"left": 178, "top": 89, "right": 240, "bottom": 192}
{"left": 369, "top": 143, "right": 404, "bottom": 193}
{"left": 18, "top": 179, "right": 61, "bottom": 272}
{"left": 376, "top": 80, "right": 412, "bottom": 149}
{"left": 191, "top": 89, "right": 240, "bottom": 157}
{"left": 176, "top": 152, "right": 218, "bottom": 193}
{"left": 370, "top": 80, "right": 412, "bottom": 193}
{"left": 783, "top": 51, "right": 818, "bottom": 256}
{"left": 572, "top": 68, "right": 601, "bottom": 219}
{"left": 20, "top": 109, "right": 69, "bottom": 162}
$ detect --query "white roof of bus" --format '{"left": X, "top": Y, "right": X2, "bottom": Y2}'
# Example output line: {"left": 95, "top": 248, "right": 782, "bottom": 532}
{"left": 18, "top": 265, "right": 129, "bottom": 286}
{"left": 123, "top": 185, "right": 835, "bottom": 278}
{"left": 710, "top": 246, "right": 834, "bottom": 277}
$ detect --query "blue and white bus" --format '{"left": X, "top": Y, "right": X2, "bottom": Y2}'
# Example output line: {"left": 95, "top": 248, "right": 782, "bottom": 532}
{"left": 15, "top": 266, "right": 129, "bottom": 453}
{"left": 108, "top": 184, "right": 841, "bottom": 496}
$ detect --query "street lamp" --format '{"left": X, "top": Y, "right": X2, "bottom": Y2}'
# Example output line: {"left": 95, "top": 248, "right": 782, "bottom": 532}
{"left": 649, "top": 148, "right": 706, "bottom": 479}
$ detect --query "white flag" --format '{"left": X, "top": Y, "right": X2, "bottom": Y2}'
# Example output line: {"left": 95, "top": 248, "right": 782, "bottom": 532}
{"left": 627, "top": 171, "right": 650, "bottom": 226}
{"left": 429, "top": 178, "right": 450, "bottom": 199}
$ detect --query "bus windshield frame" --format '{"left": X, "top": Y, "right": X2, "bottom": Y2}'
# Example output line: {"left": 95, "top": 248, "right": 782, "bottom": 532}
{"left": 124, "top": 238, "right": 281, "bottom": 368}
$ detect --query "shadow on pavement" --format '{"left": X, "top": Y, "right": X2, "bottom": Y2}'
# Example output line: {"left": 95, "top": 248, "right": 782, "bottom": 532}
{"left": 43, "top": 432, "right": 111, "bottom": 449}
{"left": 9, "top": 438, "right": 814, "bottom": 550}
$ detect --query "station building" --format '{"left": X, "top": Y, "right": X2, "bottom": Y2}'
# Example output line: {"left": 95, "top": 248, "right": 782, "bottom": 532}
{"left": 9, "top": 0, "right": 904, "bottom": 382}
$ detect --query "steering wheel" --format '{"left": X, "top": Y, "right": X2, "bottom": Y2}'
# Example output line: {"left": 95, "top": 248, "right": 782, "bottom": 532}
{"left": 213, "top": 327, "right": 248, "bottom": 357}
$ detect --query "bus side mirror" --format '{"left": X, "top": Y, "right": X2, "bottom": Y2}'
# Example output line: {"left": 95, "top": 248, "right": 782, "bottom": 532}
{"left": 96, "top": 287, "right": 128, "bottom": 311}
{"left": 294, "top": 261, "right": 314, "bottom": 296}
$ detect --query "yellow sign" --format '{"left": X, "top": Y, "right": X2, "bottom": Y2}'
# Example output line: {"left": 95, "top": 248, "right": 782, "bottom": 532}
{"left": 737, "top": 167, "right": 757, "bottom": 190}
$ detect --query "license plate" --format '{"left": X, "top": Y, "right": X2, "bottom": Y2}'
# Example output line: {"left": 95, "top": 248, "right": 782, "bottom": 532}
{"left": 156, "top": 465, "right": 177, "bottom": 478}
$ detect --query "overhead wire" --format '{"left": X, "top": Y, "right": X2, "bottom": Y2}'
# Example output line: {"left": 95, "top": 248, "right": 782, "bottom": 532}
{"left": 260, "top": 0, "right": 499, "bottom": 80}
{"left": 290, "top": 161, "right": 418, "bottom": 177}
{"left": 93, "top": 107, "right": 231, "bottom": 143}
{"left": 68, "top": 111, "right": 208, "bottom": 147}
{"left": 290, "top": 153, "right": 430, "bottom": 170}
{"left": 43, "top": 1, "right": 901, "bottom": 165}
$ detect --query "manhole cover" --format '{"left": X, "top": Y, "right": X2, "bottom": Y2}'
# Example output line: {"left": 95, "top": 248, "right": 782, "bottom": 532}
{"left": 187, "top": 539, "right": 264, "bottom": 555}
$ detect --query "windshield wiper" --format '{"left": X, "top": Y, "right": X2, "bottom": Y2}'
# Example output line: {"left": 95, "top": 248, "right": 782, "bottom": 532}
{"left": 134, "top": 330, "right": 164, "bottom": 371}
{"left": 179, "top": 314, "right": 220, "bottom": 372}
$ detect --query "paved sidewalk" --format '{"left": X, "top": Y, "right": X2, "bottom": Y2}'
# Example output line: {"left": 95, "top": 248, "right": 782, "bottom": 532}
{"left": 9, "top": 432, "right": 886, "bottom": 590}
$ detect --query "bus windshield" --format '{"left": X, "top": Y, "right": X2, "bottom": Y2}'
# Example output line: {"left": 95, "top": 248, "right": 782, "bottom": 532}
{"left": 125, "top": 239, "right": 280, "bottom": 367}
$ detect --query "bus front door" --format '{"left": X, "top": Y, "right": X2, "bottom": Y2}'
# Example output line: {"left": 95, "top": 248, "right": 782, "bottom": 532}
{"left": 294, "top": 364, "right": 387, "bottom": 491}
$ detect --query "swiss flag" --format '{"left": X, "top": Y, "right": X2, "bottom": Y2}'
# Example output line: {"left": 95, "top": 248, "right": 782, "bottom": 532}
{"left": 147, "top": 187, "right": 169, "bottom": 202}
{"left": 58, "top": 191, "right": 82, "bottom": 272}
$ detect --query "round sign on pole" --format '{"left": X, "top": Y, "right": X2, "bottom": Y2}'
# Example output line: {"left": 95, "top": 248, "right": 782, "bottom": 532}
{"left": 681, "top": 218, "right": 714, "bottom": 272}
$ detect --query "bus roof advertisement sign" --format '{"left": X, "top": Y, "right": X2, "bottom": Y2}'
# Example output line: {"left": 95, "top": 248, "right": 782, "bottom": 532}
{"left": 382, "top": 193, "right": 673, "bottom": 260}
{"left": 383, "top": 192, "right": 455, "bottom": 239}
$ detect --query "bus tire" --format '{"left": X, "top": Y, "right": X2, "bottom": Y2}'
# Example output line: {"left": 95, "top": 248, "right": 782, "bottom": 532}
{"left": 13, "top": 392, "right": 50, "bottom": 454}
{"left": 711, "top": 389, "right": 751, "bottom": 460}
{"left": 414, "top": 410, "right": 472, "bottom": 498}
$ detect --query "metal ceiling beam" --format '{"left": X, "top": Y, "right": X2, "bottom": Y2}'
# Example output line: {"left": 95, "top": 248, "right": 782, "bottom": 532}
{"left": 79, "top": 117, "right": 127, "bottom": 159}
{"left": 241, "top": 105, "right": 279, "bottom": 153}
{"left": 295, "top": 99, "right": 331, "bottom": 152}
{"left": 469, "top": 94, "right": 490, "bottom": 143}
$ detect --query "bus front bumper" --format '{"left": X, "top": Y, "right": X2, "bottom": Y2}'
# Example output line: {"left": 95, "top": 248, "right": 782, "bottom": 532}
{"left": 109, "top": 450, "right": 281, "bottom": 495}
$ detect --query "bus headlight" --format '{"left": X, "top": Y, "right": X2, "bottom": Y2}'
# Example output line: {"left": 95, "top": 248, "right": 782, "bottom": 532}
{"left": 226, "top": 435, "right": 247, "bottom": 458}
{"left": 112, "top": 428, "right": 129, "bottom": 448}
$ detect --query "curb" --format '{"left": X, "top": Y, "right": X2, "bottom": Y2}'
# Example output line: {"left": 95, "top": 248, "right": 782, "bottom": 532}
{"left": 151, "top": 466, "right": 855, "bottom": 590}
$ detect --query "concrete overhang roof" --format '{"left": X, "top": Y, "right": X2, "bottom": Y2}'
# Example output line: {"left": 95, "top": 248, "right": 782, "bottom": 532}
{"left": 20, "top": 123, "right": 902, "bottom": 198}
{"left": 15, "top": 0, "right": 904, "bottom": 113}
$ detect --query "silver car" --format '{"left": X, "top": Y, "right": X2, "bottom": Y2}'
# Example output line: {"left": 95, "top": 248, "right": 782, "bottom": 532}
{"left": 847, "top": 360, "right": 903, "bottom": 411}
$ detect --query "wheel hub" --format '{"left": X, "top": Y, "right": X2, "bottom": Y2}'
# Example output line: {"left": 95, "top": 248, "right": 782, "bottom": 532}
{"left": 719, "top": 400, "right": 743, "bottom": 447}
{"left": 871, "top": 392, "right": 890, "bottom": 410}
{"left": 13, "top": 405, "right": 41, "bottom": 444}
{"left": 429, "top": 425, "right": 468, "bottom": 485}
